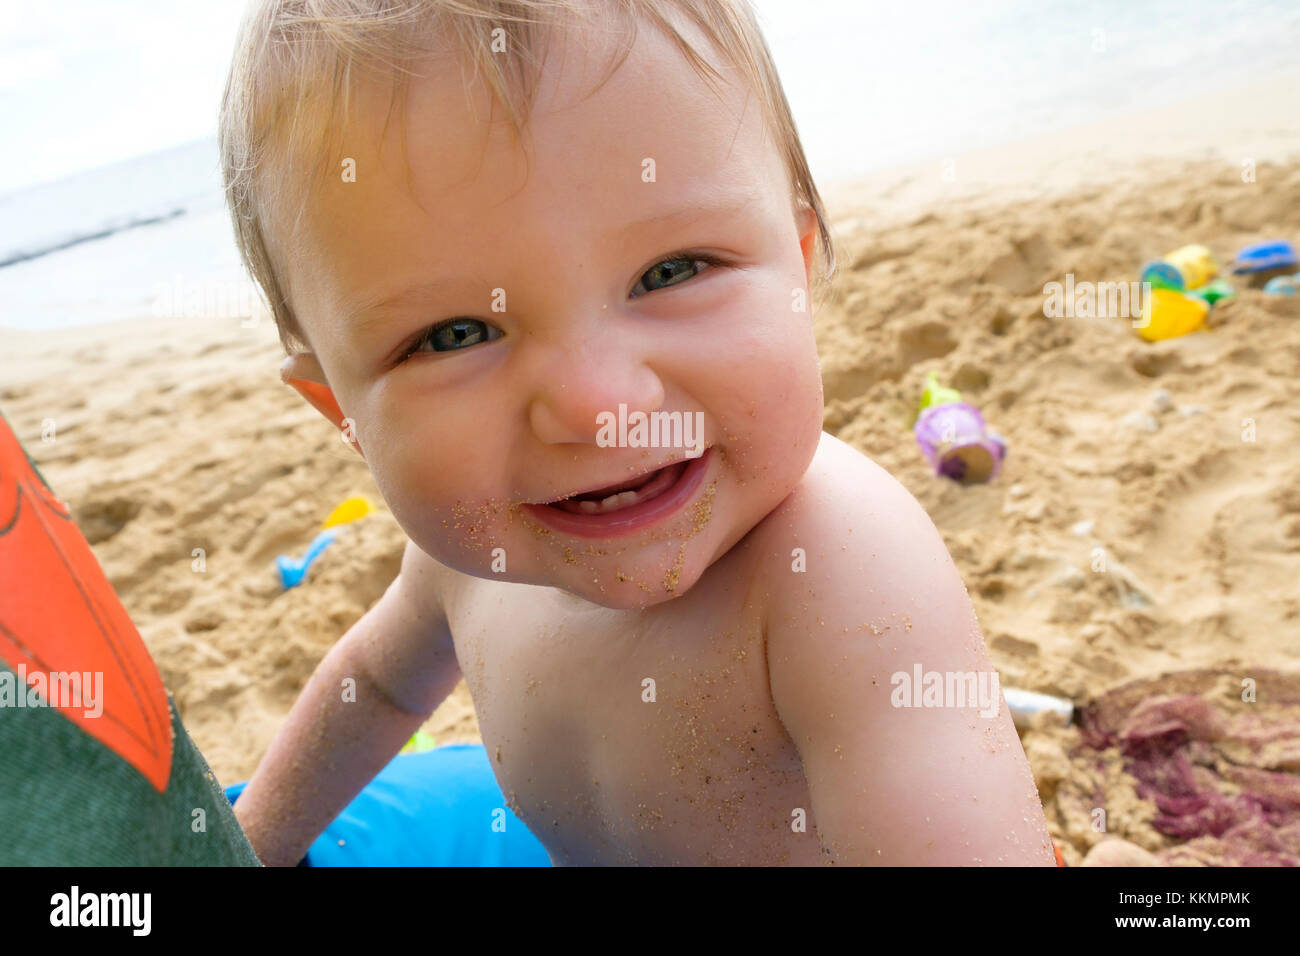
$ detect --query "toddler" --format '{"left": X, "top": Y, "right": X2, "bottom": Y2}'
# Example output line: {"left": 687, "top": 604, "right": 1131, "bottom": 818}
{"left": 222, "top": 0, "right": 1055, "bottom": 865}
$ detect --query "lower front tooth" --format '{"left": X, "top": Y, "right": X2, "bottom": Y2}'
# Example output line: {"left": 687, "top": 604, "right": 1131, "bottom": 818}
{"left": 579, "top": 500, "right": 600, "bottom": 514}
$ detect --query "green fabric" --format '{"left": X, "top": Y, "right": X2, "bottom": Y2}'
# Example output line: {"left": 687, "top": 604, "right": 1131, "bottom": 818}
{"left": 0, "top": 662, "right": 260, "bottom": 866}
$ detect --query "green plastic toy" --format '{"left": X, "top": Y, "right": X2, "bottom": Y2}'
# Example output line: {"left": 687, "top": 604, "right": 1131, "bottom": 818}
{"left": 918, "top": 372, "right": 963, "bottom": 413}
{"left": 1187, "top": 278, "right": 1236, "bottom": 306}
{"left": 399, "top": 730, "right": 438, "bottom": 755}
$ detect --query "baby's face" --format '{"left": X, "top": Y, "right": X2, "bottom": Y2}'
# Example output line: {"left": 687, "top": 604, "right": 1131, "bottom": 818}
{"left": 283, "top": 18, "right": 824, "bottom": 608}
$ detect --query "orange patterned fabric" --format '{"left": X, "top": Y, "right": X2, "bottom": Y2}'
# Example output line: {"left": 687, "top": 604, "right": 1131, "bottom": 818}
{"left": 0, "top": 414, "right": 172, "bottom": 791}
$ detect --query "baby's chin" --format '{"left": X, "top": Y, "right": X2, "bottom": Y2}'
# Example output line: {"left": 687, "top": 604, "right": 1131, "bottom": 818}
{"left": 391, "top": 522, "right": 683, "bottom": 607}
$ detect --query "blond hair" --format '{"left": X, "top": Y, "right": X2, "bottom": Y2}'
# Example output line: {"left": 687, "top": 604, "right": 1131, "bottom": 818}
{"left": 219, "top": 0, "right": 837, "bottom": 354}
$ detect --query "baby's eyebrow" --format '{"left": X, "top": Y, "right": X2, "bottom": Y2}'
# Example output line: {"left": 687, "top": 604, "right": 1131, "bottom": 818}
{"left": 608, "top": 191, "right": 762, "bottom": 240}
{"left": 344, "top": 190, "right": 762, "bottom": 334}
{"left": 347, "top": 277, "right": 461, "bottom": 334}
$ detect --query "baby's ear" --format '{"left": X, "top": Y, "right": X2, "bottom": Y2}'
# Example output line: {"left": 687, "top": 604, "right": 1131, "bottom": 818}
{"left": 280, "top": 353, "right": 364, "bottom": 458}
{"left": 795, "top": 203, "right": 818, "bottom": 289}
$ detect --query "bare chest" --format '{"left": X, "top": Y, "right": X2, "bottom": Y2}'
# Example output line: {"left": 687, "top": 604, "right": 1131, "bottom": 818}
{"left": 445, "top": 570, "right": 821, "bottom": 865}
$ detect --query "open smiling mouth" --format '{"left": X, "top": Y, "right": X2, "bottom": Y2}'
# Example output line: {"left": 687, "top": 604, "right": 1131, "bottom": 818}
{"left": 522, "top": 447, "right": 713, "bottom": 538}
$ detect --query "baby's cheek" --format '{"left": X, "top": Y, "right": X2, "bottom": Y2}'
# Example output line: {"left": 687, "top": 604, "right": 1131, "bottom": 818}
{"left": 754, "top": 359, "right": 823, "bottom": 484}
{"left": 712, "top": 307, "right": 822, "bottom": 469}
{"left": 361, "top": 441, "right": 462, "bottom": 556}
{"left": 381, "top": 490, "right": 514, "bottom": 579}
{"left": 763, "top": 304, "right": 823, "bottom": 423}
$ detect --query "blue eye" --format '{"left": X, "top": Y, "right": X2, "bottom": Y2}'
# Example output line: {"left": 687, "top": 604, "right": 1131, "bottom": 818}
{"left": 405, "top": 318, "right": 502, "bottom": 358}
{"left": 631, "top": 252, "right": 725, "bottom": 297}
{"left": 400, "top": 251, "right": 725, "bottom": 362}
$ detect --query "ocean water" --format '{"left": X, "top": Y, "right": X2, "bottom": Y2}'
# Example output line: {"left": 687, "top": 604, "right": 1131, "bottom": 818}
{"left": 0, "top": 137, "right": 255, "bottom": 333}
{"left": 2, "top": 0, "right": 1298, "bottom": 333}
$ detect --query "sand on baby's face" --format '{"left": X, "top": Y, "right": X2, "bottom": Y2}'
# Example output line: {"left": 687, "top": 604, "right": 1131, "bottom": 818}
{"left": 5, "top": 71, "right": 1300, "bottom": 863}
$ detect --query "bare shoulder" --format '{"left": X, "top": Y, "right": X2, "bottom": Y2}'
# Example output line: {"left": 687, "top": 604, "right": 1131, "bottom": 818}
{"left": 751, "top": 432, "right": 1054, "bottom": 864}
{"left": 751, "top": 431, "right": 958, "bottom": 619}
{"left": 764, "top": 430, "right": 922, "bottom": 527}
{"left": 753, "top": 428, "right": 989, "bottom": 750}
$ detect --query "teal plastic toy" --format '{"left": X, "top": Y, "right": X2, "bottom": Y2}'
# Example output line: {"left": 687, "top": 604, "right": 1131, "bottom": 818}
{"left": 275, "top": 530, "right": 337, "bottom": 589}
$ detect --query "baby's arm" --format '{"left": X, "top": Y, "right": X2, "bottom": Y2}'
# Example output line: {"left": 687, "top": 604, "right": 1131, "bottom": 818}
{"left": 764, "top": 437, "right": 1055, "bottom": 865}
{"left": 233, "top": 539, "right": 461, "bottom": 866}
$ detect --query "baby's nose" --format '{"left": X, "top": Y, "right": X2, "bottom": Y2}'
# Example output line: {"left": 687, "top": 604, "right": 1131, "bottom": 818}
{"left": 527, "top": 341, "right": 666, "bottom": 446}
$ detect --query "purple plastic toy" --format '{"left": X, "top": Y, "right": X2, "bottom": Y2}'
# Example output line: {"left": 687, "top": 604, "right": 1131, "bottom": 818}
{"left": 914, "top": 402, "right": 1007, "bottom": 484}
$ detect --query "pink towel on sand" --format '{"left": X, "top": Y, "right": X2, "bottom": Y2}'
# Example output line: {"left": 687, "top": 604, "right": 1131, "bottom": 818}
{"left": 1080, "top": 670, "right": 1300, "bottom": 867}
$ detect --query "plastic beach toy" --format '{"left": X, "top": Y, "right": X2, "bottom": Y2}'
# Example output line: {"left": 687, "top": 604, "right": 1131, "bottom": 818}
{"left": 917, "top": 371, "right": 963, "bottom": 413}
{"left": 1161, "top": 244, "right": 1217, "bottom": 290}
{"left": 274, "top": 496, "right": 377, "bottom": 589}
{"left": 1003, "top": 688, "right": 1074, "bottom": 731}
{"left": 275, "top": 529, "right": 336, "bottom": 589}
{"left": 1136, "top": 287, "right": 1209, "bottom": 342}
{"left": 912, "top": 373, "right": 1007, "bottom": 485}
{"left": 914, "top": 402, "right": 1006, "bottom": 485}
{"left": 1186, "top": 278, "right": 1235, "bottom": 306}
{"left": 1139, "top": 260, "right": 1185, "bottom": 292}
{"left": 400, "top": 730, "right": 438, "bottom": 755}
{"left": 1263, "top": 275, "right": 1297, "bottom": 295}
{"left": 1140, "top": 245, "right": 1219, "bottom": 292}
{"left": 323, "top": 495, "right": 374, "bottom": 528}
{"left": 1232, "top": 240, "right": 1298, "bottom": 274}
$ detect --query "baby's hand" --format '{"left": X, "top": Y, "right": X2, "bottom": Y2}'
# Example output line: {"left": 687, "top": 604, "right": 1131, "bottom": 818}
{"left": 763, "top": 435, "right": 1055, "bottom": 865}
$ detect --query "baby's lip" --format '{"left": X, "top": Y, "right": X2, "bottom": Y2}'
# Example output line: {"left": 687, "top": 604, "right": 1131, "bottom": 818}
{"left": 530, "top": 452, "right": 699, "bottom": 505}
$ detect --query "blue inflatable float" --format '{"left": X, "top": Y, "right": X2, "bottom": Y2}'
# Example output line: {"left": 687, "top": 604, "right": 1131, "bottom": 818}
{"left": 226, "top": 744, "right": 551, "bottom": 866}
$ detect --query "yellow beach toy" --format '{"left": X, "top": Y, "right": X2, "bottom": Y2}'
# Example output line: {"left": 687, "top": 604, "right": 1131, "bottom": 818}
{"left": 1137, "top": 287, "right": 1209, "bottom": 342}
{"left": 323, "top": 495, "right": 374, "bottom": 528}
{"left": 1161, "top": 244, "right": 1218, "bottom": 290}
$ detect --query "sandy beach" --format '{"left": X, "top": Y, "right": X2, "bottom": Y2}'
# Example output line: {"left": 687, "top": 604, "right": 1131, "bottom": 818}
{"left": 4, "top": 71, "right": 1299, "bottom": 865}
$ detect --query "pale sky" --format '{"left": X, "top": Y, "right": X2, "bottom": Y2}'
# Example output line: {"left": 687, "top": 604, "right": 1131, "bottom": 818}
{"left": 1, "top": 1, "right": 1293, "bottom": 194}
{"left": 0, "top": 0, "right": 249, "bottom": 190}
{"left": 0, "top": 0, "right": 821, "bottom": 193}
